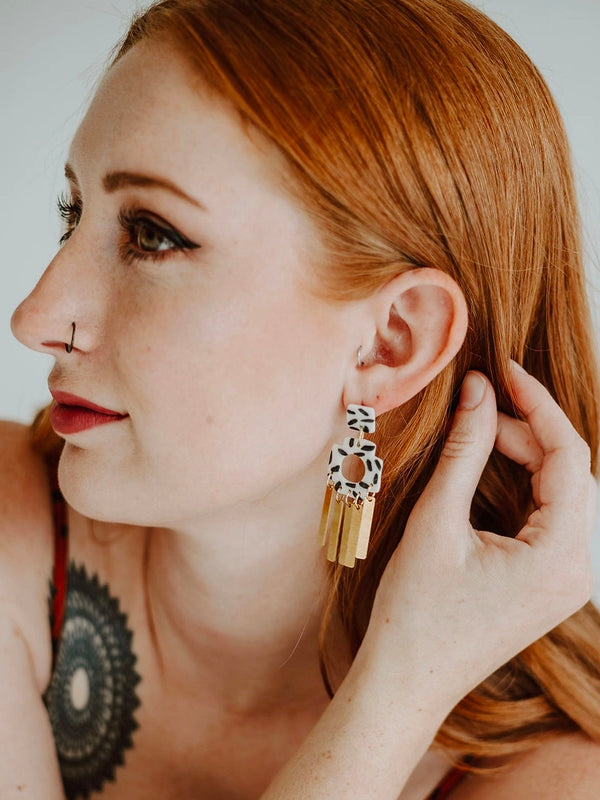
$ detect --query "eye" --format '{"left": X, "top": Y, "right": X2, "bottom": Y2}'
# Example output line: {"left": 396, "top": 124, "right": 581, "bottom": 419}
{"left": 116, "top": 208, "right": 200, "bottom": 265}
{"left": 55, "top": 193, "right": 201, "bottom": 265}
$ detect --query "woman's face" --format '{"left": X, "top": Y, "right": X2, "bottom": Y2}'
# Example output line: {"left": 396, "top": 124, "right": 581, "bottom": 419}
{"left": 11, "top": 40, "right": 359, "bottom": 526}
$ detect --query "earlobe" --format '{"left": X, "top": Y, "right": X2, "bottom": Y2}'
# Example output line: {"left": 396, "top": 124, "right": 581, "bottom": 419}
{"left": 344, "top": 267, "right": 468, "bottom": 416}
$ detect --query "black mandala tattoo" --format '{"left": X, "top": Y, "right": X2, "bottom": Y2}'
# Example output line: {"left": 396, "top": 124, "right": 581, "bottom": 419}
{"left": 43, "top": 563, "right": 141, "bottom": 799}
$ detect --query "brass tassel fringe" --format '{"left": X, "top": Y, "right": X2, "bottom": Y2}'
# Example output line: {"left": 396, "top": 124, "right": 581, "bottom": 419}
{"left": 318, "top": 482, "right": 376, "bottom": 567}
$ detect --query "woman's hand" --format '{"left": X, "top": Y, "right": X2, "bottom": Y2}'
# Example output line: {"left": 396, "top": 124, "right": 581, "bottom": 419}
{"left": 362, "top": 361, "right": 597, "bottom": 710}
{"left": 263, "top": 363, "right": 596, "bottom": 800}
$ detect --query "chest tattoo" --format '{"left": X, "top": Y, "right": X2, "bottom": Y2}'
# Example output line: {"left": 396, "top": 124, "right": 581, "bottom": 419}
{"left": 43, "top": 562, "right": 142, "bottom": 799}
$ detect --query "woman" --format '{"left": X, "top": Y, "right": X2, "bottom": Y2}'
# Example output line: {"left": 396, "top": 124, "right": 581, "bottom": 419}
{"left": 3, "top": 0, "right": 600, "bottom": 797}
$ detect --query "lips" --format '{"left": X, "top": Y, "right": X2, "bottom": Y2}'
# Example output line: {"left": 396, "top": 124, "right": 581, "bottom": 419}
{"left": 49, "top": 390, "right": 128, "bottom": 435}
{"left": 50, "top": 390, "right": 125, "bottom": 416}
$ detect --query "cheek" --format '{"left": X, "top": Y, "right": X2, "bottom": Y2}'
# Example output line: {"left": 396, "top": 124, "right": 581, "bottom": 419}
{"left": 122, "top": 288, "right": 343, "bottom": 510}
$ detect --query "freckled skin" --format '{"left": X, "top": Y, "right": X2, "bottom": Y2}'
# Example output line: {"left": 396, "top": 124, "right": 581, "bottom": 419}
{"left": 11, "top": 39, "right": 359, "bottom": 533}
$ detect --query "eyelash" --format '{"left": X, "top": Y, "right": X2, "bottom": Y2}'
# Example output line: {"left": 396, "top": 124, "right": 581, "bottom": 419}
{"left": 55, "top": 191, "right": 200, "bottom": 265}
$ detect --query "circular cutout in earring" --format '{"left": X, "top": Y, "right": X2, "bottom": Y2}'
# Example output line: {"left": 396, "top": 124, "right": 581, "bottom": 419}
{"left": 357, "top": 346, "right": 364, "bottom": 367}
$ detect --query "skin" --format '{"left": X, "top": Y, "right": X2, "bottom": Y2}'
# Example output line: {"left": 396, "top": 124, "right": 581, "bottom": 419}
{"left": 10, "top": 35, "right": 599, "bottom": 800}
{"left": 10, "top": 39, "right": 468, "bottom": 718}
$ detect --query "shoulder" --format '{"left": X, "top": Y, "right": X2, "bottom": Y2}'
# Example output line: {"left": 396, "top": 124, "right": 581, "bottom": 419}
{"left": 0, "top": 419, "right": 55, "bottom": 694}
{"left": 459, "top": 733, "right": 600, "bottom": 799}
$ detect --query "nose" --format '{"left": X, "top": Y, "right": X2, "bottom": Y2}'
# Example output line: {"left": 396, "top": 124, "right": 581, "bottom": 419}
{"left": 11, "top": 295, "right": 75, "bottom": 355}
{"left": 10, "top": 237, "right": 106, "bottom": 357}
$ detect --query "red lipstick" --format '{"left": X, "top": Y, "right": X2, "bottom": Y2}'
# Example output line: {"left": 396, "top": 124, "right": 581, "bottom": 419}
{"left": 49, "top": 390, "right": 128, "bottom": 435}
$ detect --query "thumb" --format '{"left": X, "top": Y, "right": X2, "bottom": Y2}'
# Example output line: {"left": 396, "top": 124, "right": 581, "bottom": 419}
{"left": 418, "top": 371, "right": 497, "bottom": 521}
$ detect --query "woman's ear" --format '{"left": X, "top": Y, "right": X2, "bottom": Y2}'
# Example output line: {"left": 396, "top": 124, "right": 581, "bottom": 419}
{"left": 343, "top": 267, "right": 468, "bottom": 415}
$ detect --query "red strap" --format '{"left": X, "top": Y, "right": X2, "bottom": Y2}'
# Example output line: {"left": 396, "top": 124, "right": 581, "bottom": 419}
{"left": 426, "top": 756, "right": 475, "bottom": 799}
{"left": 48, "top": 466, "right": 68, "bottom": 659}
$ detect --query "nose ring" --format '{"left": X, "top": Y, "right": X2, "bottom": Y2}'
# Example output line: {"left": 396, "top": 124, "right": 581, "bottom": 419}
{"left": 65, "top": 322, "right": 76, "bottom": 353}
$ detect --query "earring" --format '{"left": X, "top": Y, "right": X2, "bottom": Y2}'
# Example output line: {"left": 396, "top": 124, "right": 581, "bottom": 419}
{"left": 318, "top": 404, "right": 383, "bottom": 567}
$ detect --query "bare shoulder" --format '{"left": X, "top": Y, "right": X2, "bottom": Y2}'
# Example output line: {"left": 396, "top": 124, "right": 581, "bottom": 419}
{"left": 0, "top": 419, "right": 55, "bottom": 695}
{"left": 459, "top": 732, "right": 600, "bottom": 799}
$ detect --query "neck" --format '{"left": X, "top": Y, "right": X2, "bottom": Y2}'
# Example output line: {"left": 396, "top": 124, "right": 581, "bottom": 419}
{"left": 144, "top": 461, "right": 349, "bottom": 714}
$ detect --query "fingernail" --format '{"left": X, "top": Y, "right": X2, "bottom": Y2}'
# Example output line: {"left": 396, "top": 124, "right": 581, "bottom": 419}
{"left": 458, "top": 373, "right": 486, "bottom": 409}
{"left": 510, "top": 359, "right": 527, "bottom": 374}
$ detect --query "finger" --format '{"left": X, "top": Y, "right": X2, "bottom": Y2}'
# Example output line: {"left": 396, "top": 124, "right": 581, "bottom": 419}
{"left": 417, "top": 371, "right": 497, "bottom": 521}
{"left": 495, "top": 410, "right": 544, "bottom": 509}
{"left": 496, "top": 411, "right": 588, "bottom": 514}
{"left": 508, "top": 361, "right": 591, "bottom": 533}
{"left": 495, "top": 411, "right": 544, "bottom": 473}
{"left": 508, "top": 360, "right": 586, "bottom": 459}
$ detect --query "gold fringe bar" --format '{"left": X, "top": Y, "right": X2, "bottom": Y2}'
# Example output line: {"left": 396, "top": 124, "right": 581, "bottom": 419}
{"left": 326, "top": 498, "right": 345, "bottom": 562}
{"left": 338, "top": 499, "right": 359, "bottom": 568}
{"left": 318, "top": 483, "right": 334, "bottom": 546}
{"left": 355, "top": 495, "right": 376, "bottom": 560}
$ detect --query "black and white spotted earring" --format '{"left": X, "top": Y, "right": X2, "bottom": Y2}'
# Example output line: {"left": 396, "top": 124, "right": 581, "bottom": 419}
{"left": 318, "top": 404, "right": 383, "bottom": 567}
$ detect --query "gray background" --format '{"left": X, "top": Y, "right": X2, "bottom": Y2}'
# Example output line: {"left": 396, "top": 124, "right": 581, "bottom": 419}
{"left": 2, "top": 0, "right": 600, "bottom": 600}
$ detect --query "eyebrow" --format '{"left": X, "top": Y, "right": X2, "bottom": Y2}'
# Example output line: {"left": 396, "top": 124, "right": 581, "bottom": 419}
{"left": 63, "top": 162, "right": 207, "bottom": 211}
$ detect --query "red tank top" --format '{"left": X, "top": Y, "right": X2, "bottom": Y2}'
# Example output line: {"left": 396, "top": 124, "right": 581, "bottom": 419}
{"left": 49, "top": 466, "right": 69, "bottom": 667}
{"left": 425, "top": 756, "right": 473, "bottom": 798}
{"left": 48, "top": 475, "right": 472, "bottom": 798}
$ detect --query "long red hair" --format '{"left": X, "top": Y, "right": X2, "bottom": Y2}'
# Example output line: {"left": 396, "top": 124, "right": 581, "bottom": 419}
{"left": 34, "top": 0, "right": 600, "bottom": 773}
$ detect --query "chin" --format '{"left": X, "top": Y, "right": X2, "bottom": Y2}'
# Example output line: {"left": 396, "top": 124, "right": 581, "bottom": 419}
{"left": 56, "top": 444, "right": 144, "bottom": 525}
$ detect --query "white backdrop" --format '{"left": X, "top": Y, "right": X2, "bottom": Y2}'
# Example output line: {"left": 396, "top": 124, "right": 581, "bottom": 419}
{"left": 2, "top": 0, "right": 600, "bottom": 600}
